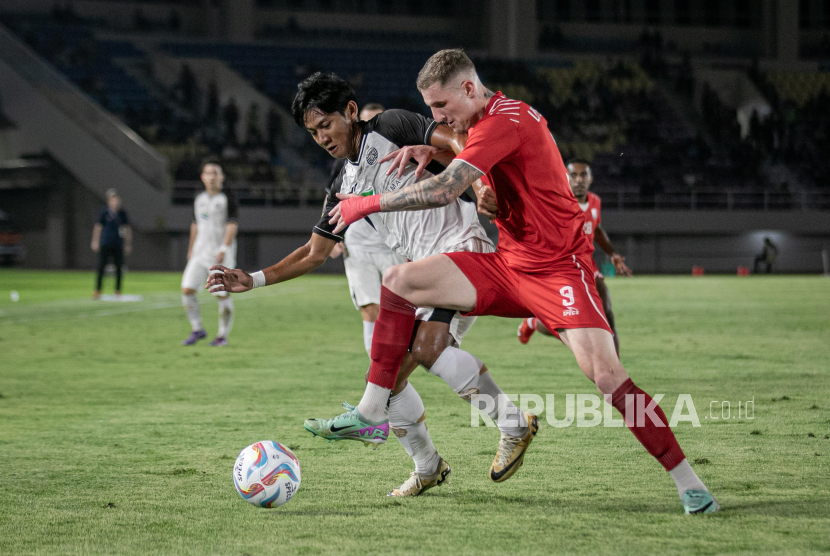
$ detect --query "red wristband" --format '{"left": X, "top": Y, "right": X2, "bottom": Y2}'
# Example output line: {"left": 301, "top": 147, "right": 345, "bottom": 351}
{"left": 340, "top": 194, "right": 381, "bottom": 226}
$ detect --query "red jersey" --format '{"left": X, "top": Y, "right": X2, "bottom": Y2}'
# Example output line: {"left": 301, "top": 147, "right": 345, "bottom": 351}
{"left": 579, "top": 192, "right": 602, "bottom": 245}
{"left": 456, "top": 93, "right": 592, "bottom": 272}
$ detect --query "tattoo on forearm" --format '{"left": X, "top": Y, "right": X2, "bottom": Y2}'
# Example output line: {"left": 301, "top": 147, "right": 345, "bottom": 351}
{"left": 379, "top": 160, "right": 483, "bottom": 212}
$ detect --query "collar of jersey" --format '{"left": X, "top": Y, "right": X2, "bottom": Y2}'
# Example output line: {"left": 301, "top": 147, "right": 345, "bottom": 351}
{"left": 346, "top": 128, "right": 368, "bottom": 166}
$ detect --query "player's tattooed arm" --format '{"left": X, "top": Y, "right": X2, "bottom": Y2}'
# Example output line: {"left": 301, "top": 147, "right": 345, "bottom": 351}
{"left": 379, "top": 159, "right": 483, "bottom": 212}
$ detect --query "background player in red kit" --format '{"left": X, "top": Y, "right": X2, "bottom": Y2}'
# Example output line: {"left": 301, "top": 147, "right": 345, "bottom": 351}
{"left": 324, "top": 48, "right": 718, "bottom": 514}
{"left": 517, "top": 159, "right": 632, "bottom": 354}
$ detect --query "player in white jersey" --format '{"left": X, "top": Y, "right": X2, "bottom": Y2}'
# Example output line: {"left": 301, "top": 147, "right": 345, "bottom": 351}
{"left": 181, "top": 158, "right": 238, "bottom": 347}
{"left": 207, "top": 73, "right": 532, "bottom": 496}
{"left": 327, "top": 103, "right": 408, "bottom": 355}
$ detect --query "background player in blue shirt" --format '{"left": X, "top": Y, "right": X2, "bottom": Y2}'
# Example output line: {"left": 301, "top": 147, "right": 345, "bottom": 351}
{"left": 91, "top": 188, "right": 131, "bottom": 299}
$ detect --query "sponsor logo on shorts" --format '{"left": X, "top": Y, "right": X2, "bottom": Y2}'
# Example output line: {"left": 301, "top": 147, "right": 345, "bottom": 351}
{"left": 563, "top": 306, "right": 580, "bottom": 316}
{"left": 366, "top": 147, "right": 378, "bottom": 165}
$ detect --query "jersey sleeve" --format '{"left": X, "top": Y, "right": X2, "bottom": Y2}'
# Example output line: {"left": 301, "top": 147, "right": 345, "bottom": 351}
{"left": 455, "top": 116, "right": 521, "bottom": 175}
{"left": 225, "top": 191, "right": 239, "bottom": 222}
{"left": 373, "top": 109, "right": 438, "bottom": 147}
{"left": 312, "top": 175, "right": 346, "bottom": 242}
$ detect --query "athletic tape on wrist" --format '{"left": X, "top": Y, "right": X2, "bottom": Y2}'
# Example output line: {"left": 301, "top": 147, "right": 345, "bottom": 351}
{"left": 251, "top": 270, "right": 266, "bottom": 289}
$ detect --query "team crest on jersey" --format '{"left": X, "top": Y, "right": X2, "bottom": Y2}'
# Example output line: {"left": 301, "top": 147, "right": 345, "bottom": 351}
{"left": 366, "top": 147, "right": 378, "bottom": 165}
{"left": 591, "top": 208, "right": 597, "bottom": 220}
{"left": 563, "top": 307, "right": 580, "bottom": 316}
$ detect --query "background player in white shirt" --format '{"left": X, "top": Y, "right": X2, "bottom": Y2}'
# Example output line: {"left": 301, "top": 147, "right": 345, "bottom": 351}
{"left": 181, "top": 158, "right": 238, "bottom": 347}
{"left": 327, "top": 103, "right": 409, "bottom": 356}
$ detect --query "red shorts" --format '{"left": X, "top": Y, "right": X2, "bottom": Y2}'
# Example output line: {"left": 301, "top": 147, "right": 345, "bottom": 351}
{"left": 444, "top": 251, "right": 612, "bottom": 335}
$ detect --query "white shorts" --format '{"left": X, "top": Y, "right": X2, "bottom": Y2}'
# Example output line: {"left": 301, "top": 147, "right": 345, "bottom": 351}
{"left": 414, "top": 235, "right": 496, "bottom": 345}
{"left": 181, "top": 250, "right": 236, "bottom": 296}
{"left": 415, "top": 307, "right": 477, "bottom": 346}
{"left": 344, "top": 249, "right": 406, "bottom": 310}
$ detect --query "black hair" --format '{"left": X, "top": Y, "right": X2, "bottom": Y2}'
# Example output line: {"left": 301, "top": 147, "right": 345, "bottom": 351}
{"left": 200, "top": 156, "right": 223, "bottom": 173}
{"left": 565, "top": 158, "right": 591, "bottom": 169}
{"left": 291, "top": 72, "right": 357, "bottom": 127}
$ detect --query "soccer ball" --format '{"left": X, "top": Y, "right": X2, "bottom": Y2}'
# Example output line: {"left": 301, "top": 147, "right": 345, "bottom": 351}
{"left": 233, "top": 441, "right": 301, "bottom": 508}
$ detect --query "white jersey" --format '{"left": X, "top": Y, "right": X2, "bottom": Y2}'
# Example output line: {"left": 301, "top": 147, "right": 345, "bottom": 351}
{"left": 313, "top": 109, "right": 492, "bottom": 261}
{"left": 191, "top": 190, "right": 238, "bottom": 266}
{"left": 344, "top": 218, "right": 392, "bottom": 257}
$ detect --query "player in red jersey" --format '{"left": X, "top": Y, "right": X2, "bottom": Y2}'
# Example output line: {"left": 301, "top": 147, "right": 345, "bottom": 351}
{"left": 517, "top": 159, "right": 632, "bottom": 354}
{"left": 321, "top": 49, "right": 718, "bottom": 514}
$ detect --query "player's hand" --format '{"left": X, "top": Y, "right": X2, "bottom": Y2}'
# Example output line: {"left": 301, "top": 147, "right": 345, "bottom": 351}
{"left": 215, "top": 251, "right": 225, "bottom": 264}
{"left": 329, "top": 193, "right": 381, "bottom": 234}
{"left": 205, "top": 266, "right": 253, "bottom": 293}
{"left": 379, "top": 145, "right": 441, "bottom": 180}
{"left": 476, "top": 183, "right": 499, "bottom": 222}
{"left": 329, "top": 243, "right": 344, "bottom": 259}
{"left": 328, "top": 193, "right": 358, "bottom": 234}
{"left": 611, "top": 253, "right": 633, "bottom": 277}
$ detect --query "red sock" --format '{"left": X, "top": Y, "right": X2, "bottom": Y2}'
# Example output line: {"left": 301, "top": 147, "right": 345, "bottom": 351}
{"left": 611, "top": 378, "right": 685, "bottom": 471}
{"left": 367, "top": 286, "right": 417, "bottom": 389}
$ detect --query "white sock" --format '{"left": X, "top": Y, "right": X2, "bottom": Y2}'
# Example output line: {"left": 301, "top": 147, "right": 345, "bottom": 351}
{"left": 356, "top": 382, "right": 391, "bottom": 422}
{"left": 669, "top": 459, "right": 707, "bottom": 498}
{"left": 389, "top": 383, "right": 441, "bottom": 475}
{"left": 527, "top": 317, "right": 537, "bottom": 330}
{"left": 217, "top": 296, "right": 234, "bottom": 338}
{"left": 428, "top": 347, "right": 527, "bottom": 437}
{"left": 362, "top": 320, "right": 374, "bottom": 355}
{"left": 182, "top": 293, "right": 202, "bottom": 332}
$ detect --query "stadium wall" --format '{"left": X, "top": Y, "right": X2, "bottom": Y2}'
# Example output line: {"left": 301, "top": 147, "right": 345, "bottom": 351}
{"left": 10, "top": 199, "right": 828, "bottom": 274}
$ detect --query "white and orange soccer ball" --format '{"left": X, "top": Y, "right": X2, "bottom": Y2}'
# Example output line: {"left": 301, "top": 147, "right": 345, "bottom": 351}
{"left": 233, "top": 441, "right": 301, "bottom": 508}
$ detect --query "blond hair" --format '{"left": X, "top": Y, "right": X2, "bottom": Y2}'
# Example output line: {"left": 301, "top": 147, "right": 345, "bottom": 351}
{"left": 416, "top": 49, "right": 476, "bottom": 90}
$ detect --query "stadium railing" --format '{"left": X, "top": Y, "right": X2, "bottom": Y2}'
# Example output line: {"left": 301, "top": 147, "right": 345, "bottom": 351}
{"left": 594, "top": 186, "right": 830, "bottom": 211}
{"left": 172, "top": 180, "right": 327, "bottom": 208}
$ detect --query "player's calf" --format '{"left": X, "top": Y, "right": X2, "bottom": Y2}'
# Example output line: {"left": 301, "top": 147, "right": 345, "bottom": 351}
{"left": 562, "top": 327, "right": 717, "bottom": 513}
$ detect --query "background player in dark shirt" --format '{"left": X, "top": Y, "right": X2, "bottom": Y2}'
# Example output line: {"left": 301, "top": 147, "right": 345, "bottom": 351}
{"left": 91, "top": 188, "right": 131, "bottom": 299}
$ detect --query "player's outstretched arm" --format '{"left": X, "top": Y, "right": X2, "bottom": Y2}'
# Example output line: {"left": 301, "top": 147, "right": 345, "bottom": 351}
{"left": 329, "top": 160, "right": 483, "bottom": 233}
{"left": 380, "top": 159, "right": 482, "bottom": 211}
{"left": 206, "top": 234, "right": 338, "bottom": 293}
{"left": 595, "top": 225, "right": 632, "bottom": 276}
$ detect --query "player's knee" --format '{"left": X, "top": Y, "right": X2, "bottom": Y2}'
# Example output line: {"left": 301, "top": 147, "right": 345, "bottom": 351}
{"left": 360, "top": 304, "right": 379, "bottom": 322}
{"left": 410, "top": 341, "right": 442, "bottom": 369}
{"left": 381, "top": 264, "right": 409, "bottom": 295}
{"left": 592, "top": 363, "right": 628, "bottom": 396}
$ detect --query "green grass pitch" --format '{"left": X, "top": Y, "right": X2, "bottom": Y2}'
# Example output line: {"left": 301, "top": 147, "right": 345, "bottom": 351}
{"left": 1, "top": 269, "right": 829, "bottom": 555}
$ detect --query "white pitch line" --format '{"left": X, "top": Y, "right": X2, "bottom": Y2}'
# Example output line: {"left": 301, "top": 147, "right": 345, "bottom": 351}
{"left": 0, "top": 279, "right": 344, "bottom": 326}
